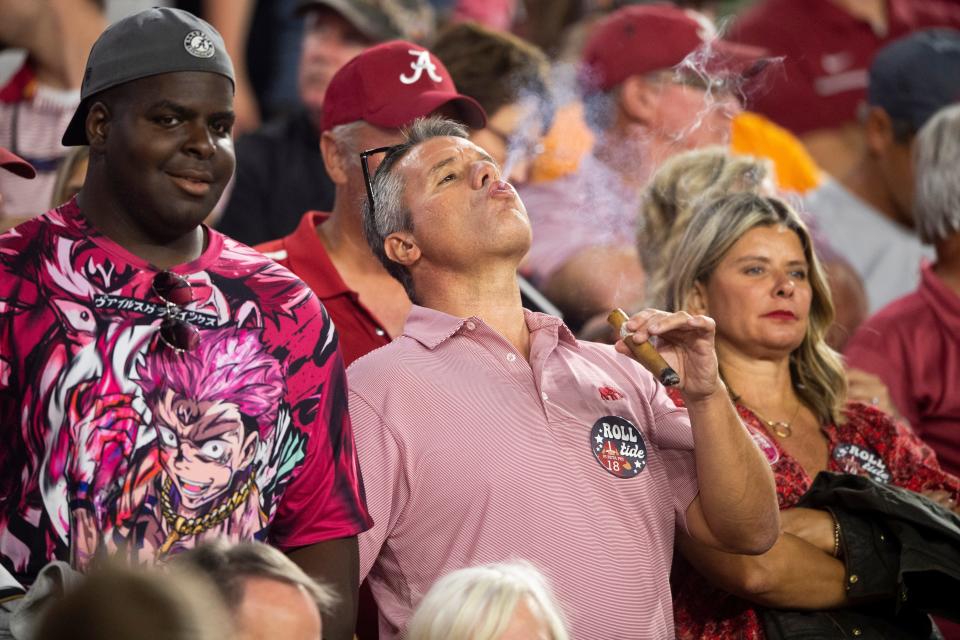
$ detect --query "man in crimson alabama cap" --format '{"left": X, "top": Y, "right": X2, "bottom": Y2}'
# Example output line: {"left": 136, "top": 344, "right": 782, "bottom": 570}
{"left": 519, "top": 3, "right": 766, "bottom": 332}
{"left": 255, "top": 41, "right": 486, "bottom": 367}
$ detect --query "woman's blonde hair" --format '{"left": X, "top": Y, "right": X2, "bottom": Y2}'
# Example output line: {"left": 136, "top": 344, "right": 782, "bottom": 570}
{"left": 641, "top": 147, "right": 773, "bottom": 306}
{"left": 404, "top": 562, "right": 569, "bottom": 640}
{"left": 663, "top": 193, "right": 846, "bottom": 425}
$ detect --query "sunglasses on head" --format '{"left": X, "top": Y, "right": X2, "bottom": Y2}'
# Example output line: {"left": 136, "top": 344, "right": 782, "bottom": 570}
{"left": 359, "top": 145, "right": 402, "bottom": 220}
{"left": 152, "top": 271, "right": 200, "bottom": 353}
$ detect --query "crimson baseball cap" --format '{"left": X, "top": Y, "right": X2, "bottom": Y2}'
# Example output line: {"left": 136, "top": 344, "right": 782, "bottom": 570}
{"left": 0, "top": 147, "right": 36, "bottom": 179}
{"left": 62, "top": 7, "right": 235, "bottom": 146}
{"left": 321, "top": 40, "right": 486, "bottom": 132}
{"left": 869, "top": 29, "right": 960, "bottom": 131}
{"left": 580, "top": 4, "right": 767, "bottom": 94}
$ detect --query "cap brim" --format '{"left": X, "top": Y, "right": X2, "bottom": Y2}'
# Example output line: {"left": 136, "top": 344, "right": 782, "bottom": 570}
{"left": 0, "top": 148, "right": 37, "bottom": 179}
{"left": 370, "top": 91, "right": 488, "bottom": 130}
{"left": 707, "top": 40, "right": 770, "bottom": 77}
{"left": 295, "top": 0, "right": 395, "bottom": 42}
{"left": 62, "top": 102, "right": 90, "bottom": 147}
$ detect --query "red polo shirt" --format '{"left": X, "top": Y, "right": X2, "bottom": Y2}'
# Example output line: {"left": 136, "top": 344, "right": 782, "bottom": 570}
{"left": 731, "top": 0, "right": 960, "bottom": 134}
{"left": 845, "top": 263, "right": 960, "bottom": 477}
{"left": 256, "top": 211, "right": 391, "bottom": 365}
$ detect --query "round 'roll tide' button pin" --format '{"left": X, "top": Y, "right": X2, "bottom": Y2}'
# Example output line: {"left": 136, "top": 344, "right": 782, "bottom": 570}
{"left": 591, "top": 415, "right": 646, "bottom": 478}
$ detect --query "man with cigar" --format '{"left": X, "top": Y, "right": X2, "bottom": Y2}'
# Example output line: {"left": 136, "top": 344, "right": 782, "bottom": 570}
{"left": 0, "top": 9, "right": 369, "bottom": 639}
{"left": 349, "top": 116, "right": 780, "bottom": 639}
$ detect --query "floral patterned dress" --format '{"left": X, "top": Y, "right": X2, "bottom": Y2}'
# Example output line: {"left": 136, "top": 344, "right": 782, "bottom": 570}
{"left": 668, "top": 393, "right": 960, "bottom": 640}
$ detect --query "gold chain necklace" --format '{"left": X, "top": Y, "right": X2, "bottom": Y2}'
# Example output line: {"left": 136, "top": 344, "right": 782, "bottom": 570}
{"left": 158, "top": 475, "right": 255, "bottom": 554}
{"left": 742, "top": 402, "right": 802, "bottom": 438}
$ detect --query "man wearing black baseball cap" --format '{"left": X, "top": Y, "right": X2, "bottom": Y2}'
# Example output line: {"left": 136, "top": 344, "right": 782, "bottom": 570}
{"left": 805, "top": 28, "right": 960, "bottom": 314}
{"left": 0, "top": 9, "right": 370, "bottom": 640}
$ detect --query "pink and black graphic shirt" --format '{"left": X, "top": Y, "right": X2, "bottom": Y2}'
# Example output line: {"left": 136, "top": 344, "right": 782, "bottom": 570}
{"left": 0, "top": 199, "right": 371, "bottom": 587}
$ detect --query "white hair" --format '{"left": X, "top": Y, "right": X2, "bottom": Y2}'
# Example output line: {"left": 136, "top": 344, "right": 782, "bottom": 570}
{"left": 328, "top": 121, "right": 366, "bottom": 165}
{"left": 404, "top": 562, "right": 570, "bottom": 640}
{"left": 914, "top": 103, "right": 960, "bottom": 244}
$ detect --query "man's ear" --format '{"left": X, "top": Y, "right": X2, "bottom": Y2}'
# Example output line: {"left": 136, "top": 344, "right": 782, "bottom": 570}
{"left": 384, "top": 231, "right": 420, "bottom": 268}
{"left": 863, "top": 106, "right": 894, "bottom": 156}
{"left": 619, "top": 75, "right": 658, "bottom": 125}
{"left": 686, "top": 279, "right": 709, "bottom": 316}
{"left": 86, "top": 101, "right": 111, "bottom": 150}
{"left": 320, "top": 131, "right": 349, "bottom": 186}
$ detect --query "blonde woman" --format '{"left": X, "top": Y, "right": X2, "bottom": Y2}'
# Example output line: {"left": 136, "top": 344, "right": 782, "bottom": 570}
{"left": 405, "top": 562, "right": 569, "bottom": 640}
{"left": 658, "top": 193, "right": 959, "bottom": 639}
{"left": 641, "top": 147, "right": 774, "bottom": 308}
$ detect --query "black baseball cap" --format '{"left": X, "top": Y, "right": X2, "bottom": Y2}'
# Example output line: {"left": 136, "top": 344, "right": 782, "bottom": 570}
{"left": 62, "top": 7, "right": 235, "bottom": 146}
{"left": 869, "top": 28, "right": 960, "bottom": 132}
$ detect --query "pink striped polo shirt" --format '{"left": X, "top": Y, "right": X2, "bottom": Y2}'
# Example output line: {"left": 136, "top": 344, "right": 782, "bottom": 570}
{"left": 348, "top": 305, "right": 699, "bottom": 639}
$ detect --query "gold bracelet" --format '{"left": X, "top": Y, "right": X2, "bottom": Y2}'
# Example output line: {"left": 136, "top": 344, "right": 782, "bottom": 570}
{"left": 831, "top": 514, "right": 842, "bottom": 558}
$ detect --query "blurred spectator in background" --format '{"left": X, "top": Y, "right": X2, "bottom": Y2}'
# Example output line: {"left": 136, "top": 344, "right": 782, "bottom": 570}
{"left": 177, "top": 540, "right": 335, "bottom": 640}
{"left": 405, "top": 562, "right": 569, "bottom": 640}
{"left": 256, "top": 41, "right": 485, "bottom": 365}
{"left": 804, "top": 29, "right": 960, "bottom": 314}
{"left": 846, "top": 103, "right": 960, "bottom": 479}
{"left": 216, "top": 0, "right": 433, "bottom": 246}
{"left": 0, "top": 146, "right": 35, "bottom": 229}
{"left": 48, "top": 146, "right": 88, "bottom": 209}
{"left": 35, "top": 565, "right": 228, "bottom": 640}
{"left": 731, "top": 0, "right": 960, "bottom": 179}
{"left": 431, "top": 21, "right": 553, "bottom": 186}
{"left": 519, "top": 3, "right": 763, "bottom": 330}
{"left": 0, "top": 0, "right": 105, "bottom": 227}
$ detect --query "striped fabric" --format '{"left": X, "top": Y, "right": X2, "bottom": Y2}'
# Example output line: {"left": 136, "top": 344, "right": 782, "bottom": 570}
{"left": 0, "top": 76, "right": 78, "bottom": 220}
{"left": 349, "top": 305, "right": 699, "bottom": 639}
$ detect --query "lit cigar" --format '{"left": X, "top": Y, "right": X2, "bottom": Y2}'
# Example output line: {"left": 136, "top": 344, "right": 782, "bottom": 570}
{"left": 607, "top": 308, "right": 681, "bottom": 387}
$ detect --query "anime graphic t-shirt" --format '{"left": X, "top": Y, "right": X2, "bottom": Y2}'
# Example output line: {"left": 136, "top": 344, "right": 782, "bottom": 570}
{"left": 0, "top": 200, "right": 372, "bottom": 587}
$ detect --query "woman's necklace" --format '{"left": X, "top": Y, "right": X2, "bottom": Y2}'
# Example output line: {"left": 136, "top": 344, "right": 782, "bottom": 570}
{"left": 742, "top": 402, "right": 802, "bottom": 438}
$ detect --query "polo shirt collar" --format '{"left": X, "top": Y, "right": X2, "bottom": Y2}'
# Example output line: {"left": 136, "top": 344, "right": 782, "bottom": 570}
{"left": 403, "top": 305, "right": 578, "bottom": 350}
{"left": 284, "top": 211, "right": 350, "bottom": 298}
{"left": 920, "top": 262, "right": 960, "bottom": 332}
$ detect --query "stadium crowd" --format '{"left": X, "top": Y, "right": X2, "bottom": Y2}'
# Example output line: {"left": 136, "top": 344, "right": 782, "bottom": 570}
{"left": 1, "top": 0, "right": 959, "bottom": 639}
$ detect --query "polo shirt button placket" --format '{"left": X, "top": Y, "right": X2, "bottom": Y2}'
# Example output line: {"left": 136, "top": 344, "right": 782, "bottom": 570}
{"left": 506, "top": 353, "right": 517, "bottom": 362}
{"left": 465, "top": 321, "right": 476, "bottom": 331}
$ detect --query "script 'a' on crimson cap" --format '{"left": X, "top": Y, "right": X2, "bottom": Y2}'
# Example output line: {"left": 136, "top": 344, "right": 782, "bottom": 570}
{"left": 321, "top": 40, "right": 487, "bottom": 132}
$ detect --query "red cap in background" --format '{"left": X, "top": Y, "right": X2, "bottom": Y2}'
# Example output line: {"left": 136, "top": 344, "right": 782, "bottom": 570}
{"left": 581, "top": 4, "right": 767, "bottom": 94}
{"left": 321, "top": 40, "right": 487, "bottom": 132}
{"left": 0, "top": 147, "right": 36, "bottom": 179}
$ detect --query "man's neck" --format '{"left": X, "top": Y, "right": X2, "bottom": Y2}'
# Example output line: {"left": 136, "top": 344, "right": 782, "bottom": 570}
{"left": 78, "top": 184, "right": 205, "bottom": 270}
{"left": 416, "top": 267, "right": 531, "bottom": 359}
{"left": 840, "top": 160, "right": 909, "bottom": 229}
{"left": 318, "top": 200, "right": 389, "bottom": 275}
{"left": 934, "top": 234, "right": 960, "bottom": 297}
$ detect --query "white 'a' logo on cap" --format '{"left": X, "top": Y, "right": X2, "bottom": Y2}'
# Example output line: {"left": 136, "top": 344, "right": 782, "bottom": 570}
{"left": 184, "top": 30, "right": 215, "bottom": 58}
{"left": 399, "top": 49, "right": 443, "bottom": 85}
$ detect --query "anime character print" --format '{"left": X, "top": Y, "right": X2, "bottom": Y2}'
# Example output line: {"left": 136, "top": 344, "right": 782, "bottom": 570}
{"left": 0, "top": 203, "right": 337, "bottom": 584}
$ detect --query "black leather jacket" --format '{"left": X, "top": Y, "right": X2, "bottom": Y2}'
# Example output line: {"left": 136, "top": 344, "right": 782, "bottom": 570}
{"left": 761, "top": 472, "right": 960, "bottom": 639}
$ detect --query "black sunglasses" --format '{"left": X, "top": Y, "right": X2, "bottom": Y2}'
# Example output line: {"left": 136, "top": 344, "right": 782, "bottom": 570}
{"left": 359, "top": 145, "right": 401, "bottom": 220}
{"left": 152, "top": 271, "right": 200, "bottom": 353}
